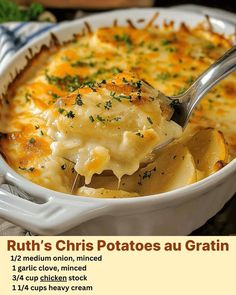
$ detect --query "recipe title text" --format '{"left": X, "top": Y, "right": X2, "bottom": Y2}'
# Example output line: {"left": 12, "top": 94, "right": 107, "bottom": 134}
{"left": 7, "top": 239, "right": 229, "bottom": 252}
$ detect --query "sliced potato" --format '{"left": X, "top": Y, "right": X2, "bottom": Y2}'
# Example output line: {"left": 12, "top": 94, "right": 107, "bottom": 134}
{"left": 88, "top": 144, "right": 197, "bottom": 196}
{"left": 77, "top": 128, "right": 228, "bottom": 198}
{"left": 89, "top": 174, "right": 119, "bottom": 190}
{"left": 186, "top": 128, "right": 228, "bottom": 176}
{"left": 136, "top": 144, "right": 196, "bottom": 195}
{"left": 77, "top": 186, "right": 138, "bottom": 198}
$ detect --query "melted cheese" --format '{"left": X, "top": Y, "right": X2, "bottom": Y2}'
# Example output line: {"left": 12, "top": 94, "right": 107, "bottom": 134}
{"left": 0, "top": 19, "right": 235, "bottom": 197}
{"left": 45, "top": 73, "right": 181, "bottom": 184}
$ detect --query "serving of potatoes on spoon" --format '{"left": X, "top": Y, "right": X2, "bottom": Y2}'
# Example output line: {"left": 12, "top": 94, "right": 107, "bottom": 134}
{"left": 76, "top": 44, "right": 236, "bottom": 197}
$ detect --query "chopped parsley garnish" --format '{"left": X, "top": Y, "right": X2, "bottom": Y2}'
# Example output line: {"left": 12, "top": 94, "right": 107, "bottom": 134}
{"left": 85, "top": 81, "right": 95, "bottom": 89}
{"left": 142, "top": 167, "right": 157, "bottom": 179}
{"left": 93, "top": 68, "right": 107, "bottom": 76}
{"left": 51, "top": 92, "right": 60, "bottom": 99}
{"left": 206, "top": 43, "right": 215, "bottom": 49}
{"left": 19, "top": 166, "right": 34, "bottom": 172}
{"left": 75, "top": 94, "right": 83, "bottom": 106}
{"left": 25, "top": 92, "right": 31, "bottom": 102}
{"left": 106, "top": 116, "right": 122, "bottom": 122}
{"left": 66, "top": 111, "right": 75, "bottom": 118}
{"left": 135, "top": 132, "right": 144, "bottom": 138}
{"left": 173, "top": 73, "right": 179, "bottom": 78}
{"left": 112, "top": 67, "right": 122, "bottom": 74}
{"left": 166, "top": 47, "right": 177, "bottom": 53}
{"left": 138, "top": 167, "right": 157, "bottom": 185}
{"left": 89, "top": 115, "right": 95, "bottom": 122}
{"left": 35, "top": 125, "right": 40, "bottom": 130}
{"left": 46, "top": 72, "right": 94, "bottom": 92}
{"left": 176, "top": 87, "right": 187, "bottom": 95}
{"left": 111, "top": 116, "right": 121, "bottom": 122}
{"left": 110, "top": 91, "right": 121, "bottom": 102}
{"left": 110, "top": 91, "right": 131, "bottom": 102}
{"left": 29, "top": 138, "right": 36, "bottom": 144}
{"left": 61, "top": 164, "right": 66, "bottom": 170}
{"left": 96, "top": 115, "right": 106, "bottom": 123}
{"left": 93, "top": 67, "right": 122, "bottom": 78}
{"left": 48, "top": 91, "right": 60, "bottom": 103}
{"left": 122, "top": 77, "right": 129, "bottom": 84}
{"left": 89, "top": 114, "right": 122, "bottom": 124}
{"left": 61, "top": 56, "right": 70, "bottom": 62}
{"left": 132, "top": 80, "right": 142, "bottom": 89}
{"left": 147, "top": 44, "right": 159, "bottom": 51}
{"left": 58, "top": 108, "right": 75, "bottom": 118}
{"left": 119, "top": 94, "right": 132, "bottom": 100}
{"left": 113, "top": 33, "right": 132, "bottom": 49}
{"left": 71, "top": 61, "right": 95, "bottom": 67}
{"left": 156, "top": 72, "right": 170, "bottom": 81}
{"left": 161, "top": 39, "right": 172, "bottom": 46}
{"left": 147, "top": 117, "right": 153, "bottom": 124}
{"left": 104, "top": 100, "right": 112, "bottom": 110}
{"left": 187, "top": 76, "right": 195, "bottom": 85}
{"left": 58, "top": 108, "right": 65, "bottom": 114}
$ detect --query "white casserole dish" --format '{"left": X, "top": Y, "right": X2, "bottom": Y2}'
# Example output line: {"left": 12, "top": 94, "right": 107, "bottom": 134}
{"left": 0, "top": 8, "right": 236, "bottom": 235}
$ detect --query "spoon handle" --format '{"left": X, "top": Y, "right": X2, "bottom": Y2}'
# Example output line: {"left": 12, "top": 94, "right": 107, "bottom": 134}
{"left": 174, "top": 45, "right": 236, "bottom": 127}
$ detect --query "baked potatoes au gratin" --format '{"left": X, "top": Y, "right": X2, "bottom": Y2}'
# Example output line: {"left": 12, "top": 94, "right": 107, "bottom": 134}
{"left": 0, "top": 16, "right": 234, "bottom": 198}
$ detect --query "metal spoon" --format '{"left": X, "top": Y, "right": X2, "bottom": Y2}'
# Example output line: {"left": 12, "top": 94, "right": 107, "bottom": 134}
{"left": 151, "top": 45, "right": 236, "bottom": 151}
